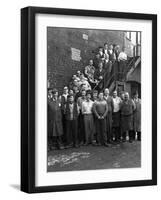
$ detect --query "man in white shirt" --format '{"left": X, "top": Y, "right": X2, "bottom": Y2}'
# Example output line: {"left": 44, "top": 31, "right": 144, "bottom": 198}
{"left": 82, "top": 91, "right": 94, "bottom": 145}
{"left": 84, "top": 59, "right": 95, "bottom": 79}
{"left": 118, "top": 47, "right": 128, "bottom": 81}
{"left": 118, "top": 51, "right": 127, "bottom": 61}
{"left": 112, "top": 90, "right": 122, "bottom": 143}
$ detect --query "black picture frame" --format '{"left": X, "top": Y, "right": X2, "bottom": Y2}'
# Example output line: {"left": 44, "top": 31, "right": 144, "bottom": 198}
{"left": 21, "top": 6, "right": 157, "bottom": 193}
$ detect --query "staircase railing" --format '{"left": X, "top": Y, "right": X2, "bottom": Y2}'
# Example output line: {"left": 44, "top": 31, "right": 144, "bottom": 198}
{"left": 92, "top": 56, "right": 140, "bottom": 93}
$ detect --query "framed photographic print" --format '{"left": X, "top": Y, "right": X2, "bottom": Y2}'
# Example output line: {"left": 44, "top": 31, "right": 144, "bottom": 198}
{"left": 21, "top": 6, "right": 157, "bottom": 193}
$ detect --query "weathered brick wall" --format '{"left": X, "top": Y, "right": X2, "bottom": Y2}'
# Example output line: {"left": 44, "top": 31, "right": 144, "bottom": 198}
{"left": 47, "top": 27, "right": 132, "bottom": 93}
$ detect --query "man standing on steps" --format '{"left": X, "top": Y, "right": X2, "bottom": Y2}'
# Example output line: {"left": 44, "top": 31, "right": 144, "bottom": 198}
{"left": 93, "top": 53, "right": 101, "bottom": 69}
{"left": 120, "top": 92, "right": 136, "bottom": 143}
{"left": 79, "top": 73, "right": 91, "bottom": 91}
{"left": 103, "top": 43, "right": 109, "bottom": 56}
{"left": 84, "top": 59, "right": 96, "bottom": 89}
{"left": 93, "top": 91, "right": 108, "bottom": 146}
{"left": 114, "top": 44, "right": 120, "bottom": 80}
{"left": 94, "top": 62, "right": 105, "bottom": 92}
{"left": 118, "top": 47, "right": 127, "bottom": 81}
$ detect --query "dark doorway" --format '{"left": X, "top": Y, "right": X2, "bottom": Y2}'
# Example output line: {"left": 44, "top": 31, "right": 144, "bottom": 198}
{"left": 131, "top": 81, "right": 141, "bottom": 98}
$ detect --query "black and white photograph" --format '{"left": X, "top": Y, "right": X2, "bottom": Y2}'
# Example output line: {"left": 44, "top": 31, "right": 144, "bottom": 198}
{"left": 47, "top": 27, "right": 141, "bottom": 172}
{"left": 20, "top": 6, "right": 157, "bottom": 193}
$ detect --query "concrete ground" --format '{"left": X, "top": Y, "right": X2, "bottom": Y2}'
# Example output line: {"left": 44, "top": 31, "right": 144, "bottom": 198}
{"left": 47, "top": 141, "right": 141, "bottom": 172}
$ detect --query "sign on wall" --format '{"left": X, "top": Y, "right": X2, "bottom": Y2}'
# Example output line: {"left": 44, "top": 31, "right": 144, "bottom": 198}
{"left": 82, "top": 34, "right": 88, "bottom": 40}
{"left": 71, "top": 47, "right": 81, "bottom": 61}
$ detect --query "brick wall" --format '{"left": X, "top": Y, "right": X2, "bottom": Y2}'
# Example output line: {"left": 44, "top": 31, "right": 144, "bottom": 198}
{"left": 47, "top": 27, "right": 133, "bottom": 93}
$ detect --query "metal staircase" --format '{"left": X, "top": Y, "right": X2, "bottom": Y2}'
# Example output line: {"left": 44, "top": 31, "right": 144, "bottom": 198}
{"left": 94, "top": 56, "right": 141, "bottom": 94}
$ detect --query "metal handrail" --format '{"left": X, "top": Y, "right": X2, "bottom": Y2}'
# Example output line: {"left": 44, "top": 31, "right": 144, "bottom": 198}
{"left": 93, "top": 56, "right": 139, "bottom": 92}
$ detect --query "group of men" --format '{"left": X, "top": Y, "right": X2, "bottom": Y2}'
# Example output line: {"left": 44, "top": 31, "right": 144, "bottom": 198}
{"left": 48, "top": 87, "right": 141, "bottom": 151}
{"left": 47, "top": 42, "right": 140, "bottom": 151}
{"left": 69, "top": 43, "right": 128, "bottom": 93}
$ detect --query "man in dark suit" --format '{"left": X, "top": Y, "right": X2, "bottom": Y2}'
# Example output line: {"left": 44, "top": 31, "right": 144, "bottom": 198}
{"left": 114, "top": 44, "right": 121, "bottom": 80}
{"left": 94, "top": 62, "right": 105, "bottom": 92}
{"left": 47, "top": 88, "right": 53, "bottom": 151}
{"left": 59, "top": 86, "right": 69, "bottom": 144}
{"left": 65, "top": 94, "right": 79, "bottom": 148}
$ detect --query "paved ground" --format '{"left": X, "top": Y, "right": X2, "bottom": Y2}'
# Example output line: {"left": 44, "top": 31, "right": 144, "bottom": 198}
{"left": 47, "top": 141, "right": 141, "bottom": 172}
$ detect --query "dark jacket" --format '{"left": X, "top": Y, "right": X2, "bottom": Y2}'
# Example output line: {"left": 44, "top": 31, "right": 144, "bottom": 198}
{"left": 60, "top": 94, "right": 68, "bottom": 113}
{"left": 120, "top": 99, "right": 135, "bottom": 116}
{"left": 65, "top": 102, "right": 79, "bottom": 120}
{"left": 108, "top": 50, "right": 116, "bottom": 62}
{"left": 94, "top": 69, "right": 105, "bottom": 80}
{"left": 104, "top": 96, "right": 114, "bottom": 113}
{"left": 114, "top": 50, "right": 120, "bottom": 61}
{"left": 48, "top": 98, "right": 63, "bottom": 136}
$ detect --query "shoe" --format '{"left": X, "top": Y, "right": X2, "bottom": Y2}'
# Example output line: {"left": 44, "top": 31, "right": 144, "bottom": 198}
{"left": 74, "top": 144, "right": 80, "bottom": 148}
{"left": 65, "top": 144, "right": 73, "bottom": 149}
{"left": 129, "top": 140, "right": 133, "bottom": 143}
{"left": 104, "top": 143, "right": 109, "bottom": 147}
{"left": 109, "top": 140, "right": 115, "bottom": 145}
{"left": 58, "top": 145, "right": 65, "bottom": 150}
{"left": 79, "top": 142, "right": 84, "bottom": 146}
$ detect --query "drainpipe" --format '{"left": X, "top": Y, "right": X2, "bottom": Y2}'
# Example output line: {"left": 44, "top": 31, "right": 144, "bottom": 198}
{"left": 123, "top": 32, "right": 126, "bottom": 50}
{"left": 136, "top": 32, "right": 138, "bottom": 56}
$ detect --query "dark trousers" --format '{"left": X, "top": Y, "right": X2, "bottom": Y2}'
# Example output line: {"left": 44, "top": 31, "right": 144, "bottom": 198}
{"left": 66, "top": 119, "right": 78, "bottom": 146}
{"left": 106, "top": 112, "right": 113, "bottom": 142}
{"left": 84, "top": 114, "right": 94, "bottom": 144}
{"left": 112, "top": 127, "right": 121, "bottom": 141}
{"left": 111, "top": 61, "right": 119, "bottom": 80}
{"left": 119, "top": 60, "right": 126, "bottom": 81}
{"left": 122, "top": 130, "right": 133, "bottom": 141}
{"left": 130, "top": 131, "right": 141, "bottom": 141}
{"left": 51, "top": 136, "right": 63, "bottom": 148}
{"left": 137, "top": 131, "right": 141, "bottom": 141}
{"left": 48, "top": 136, "right": 53, "bottom": 150}
{"left": 131, "top": 130, "right": 136, "bottom": 140}
{"left": 78, "top": 113, "right": 85, "bottom": 144}
{"left": 96, "top": 118, "right": 107, "bottom": 144}
{"left": 62, "top": 114, "right": 67, "bottom": 143}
